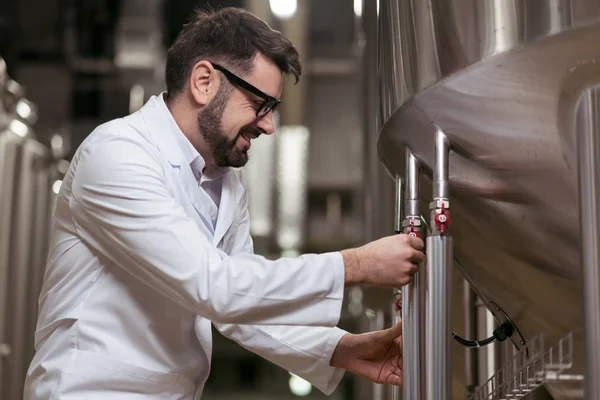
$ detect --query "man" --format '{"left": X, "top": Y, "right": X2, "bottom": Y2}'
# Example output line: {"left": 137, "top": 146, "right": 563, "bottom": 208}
{"left": 24, "top": 7, "right": 424, "bottom": 399}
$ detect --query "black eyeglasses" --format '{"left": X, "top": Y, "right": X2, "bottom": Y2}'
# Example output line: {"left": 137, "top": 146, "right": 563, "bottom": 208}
{"left": 212, "top": 63, "right": 281, "bottom": 118}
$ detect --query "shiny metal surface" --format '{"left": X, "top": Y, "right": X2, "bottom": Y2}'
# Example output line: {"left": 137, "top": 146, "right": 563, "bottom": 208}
{"left": 426, "top": 236, "right": 453, "bottom": 400}
{"left": 390, "top": 293, "right": 401, "bottom": 400}
{"left": 463, "top": 280, "right": 477, "bottom": 397}
{"left": 359, "top": 1, "right": 399, "bottom": 398}
{"left": 402, "top": 150, "right": 425, "bottom": 400}
{"left": 405, "top": 150, "right": 420, "bottom": 218}
{"left": 575, "top": 85, "right": 600, "bottom": 400}
{"left": 394, "top": 175, "right": 403, "bottom": 233}
{"left": 4, "top": 139, "right": 50, "bottom": 400}
{"left": 0, "top": 129, "right": 17, "bottom": 364}
{"left": 376, "top": 0, "right": 600, "bottom": 397}
{"left": 0, "top": 70, "right": 64, "bottom": 399}
{"left": 363, "top": 0, "right": 394, "bottom": 245}
{"left": 370, "top": 309, "right": 386, "bottom": 400}
{"left": 433, "top": 128, "right": 449, "bottom": 200}
{"left": 426, "top": 131, "right": 453, "bottom": 400}
{"left": 476, "top": 298, "right": 501, "bottom": 395}
{"left": 392, "top": 176, "right": 402, "bottom": 400}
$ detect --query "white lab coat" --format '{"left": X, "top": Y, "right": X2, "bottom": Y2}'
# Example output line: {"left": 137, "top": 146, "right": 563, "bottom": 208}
{"left": 24, "top": 95, "right": 348, "bottom": 399}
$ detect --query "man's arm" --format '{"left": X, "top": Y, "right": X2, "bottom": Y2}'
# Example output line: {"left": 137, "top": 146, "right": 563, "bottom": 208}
{"left": 70, "top": 129, "right": 346, "bottom": 326}
{"left": 215, "top": 189, "right": 400, "bottom": 394}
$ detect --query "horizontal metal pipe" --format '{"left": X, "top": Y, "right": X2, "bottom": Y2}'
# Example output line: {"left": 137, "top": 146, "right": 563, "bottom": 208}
{"left": 426, "top": 235, "right": 453, "bottom": 400}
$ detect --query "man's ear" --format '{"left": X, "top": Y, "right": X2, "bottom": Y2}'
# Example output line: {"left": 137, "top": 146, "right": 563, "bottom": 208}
{"left": 189, "top": 60, "right": 221, "bottom": 106}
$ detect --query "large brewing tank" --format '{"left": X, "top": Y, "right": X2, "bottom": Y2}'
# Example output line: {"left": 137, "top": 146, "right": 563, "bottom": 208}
{"left": 0, "top": 59, "right": 69, "bottom": 400}
{"left": 375, "top": 1, "right": 600, "bottom": 398}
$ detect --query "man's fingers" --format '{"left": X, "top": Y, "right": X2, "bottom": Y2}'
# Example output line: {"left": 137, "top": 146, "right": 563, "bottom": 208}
{"left": 387, "top": 373, "right": 403, "bottom": 387}
{"left": 386, "top": 320, "right": 403, "bottom": 339}
{"left": 410, "top": 249, "right": 425, "bottom": 263}
{"left": 408, "top": 235, "right": 424, "bottom": 250}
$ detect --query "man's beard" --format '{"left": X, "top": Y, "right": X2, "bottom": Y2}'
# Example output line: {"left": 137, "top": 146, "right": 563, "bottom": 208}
{"left": 198, "top": 87, "right": 251, "bottom": 168}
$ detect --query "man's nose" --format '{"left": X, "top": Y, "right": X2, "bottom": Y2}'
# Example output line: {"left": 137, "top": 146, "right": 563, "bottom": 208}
{"left": 256, "top": 111, "right": 275, "bottom": 135}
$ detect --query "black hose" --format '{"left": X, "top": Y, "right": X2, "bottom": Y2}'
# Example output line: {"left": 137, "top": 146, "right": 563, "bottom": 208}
{"left": 452, "top": 321, "right": 515, "bottom": 348}
{"left": 452, "top": 333, "right": 496, "bottom": 348}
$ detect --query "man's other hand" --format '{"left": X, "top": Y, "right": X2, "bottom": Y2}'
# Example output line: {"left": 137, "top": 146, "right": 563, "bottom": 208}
{"left": 330, "top": 321, "right": 403, "bottom": 386}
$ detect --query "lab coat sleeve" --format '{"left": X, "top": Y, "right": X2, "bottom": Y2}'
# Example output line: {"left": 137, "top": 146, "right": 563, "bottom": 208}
{"left": 214, "top": 189, "right": 348, "bottom": 395}
{"left": 214, "top": 323, "right": 348, "bottom": 395}
{"left": 69, "top": 130, "right": 345, "bottom": 326}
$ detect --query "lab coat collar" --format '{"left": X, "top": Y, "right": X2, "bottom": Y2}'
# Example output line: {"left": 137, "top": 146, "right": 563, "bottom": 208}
{"left": 139, "top": 94, "right": 240, "bottom": 247}
{"left": 139, "top": 94, "right": 187, "bottom": 167}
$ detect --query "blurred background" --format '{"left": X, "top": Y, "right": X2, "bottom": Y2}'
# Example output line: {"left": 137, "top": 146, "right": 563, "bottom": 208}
{"left": 0, "top": 0, "right": 397, "bottom": 399}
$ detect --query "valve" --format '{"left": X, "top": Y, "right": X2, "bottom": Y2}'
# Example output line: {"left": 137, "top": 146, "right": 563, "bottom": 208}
{"left": 402, "top": 217, "right": 421, "bottom": 238}
{"left": 407, "top": 220, "right": 420, "bottom": 238}
{"left": 434, "top": 202, "right": 450, "bottom": 234}
{"left": 394, "top": 296, "right": 402, "bottom": 312}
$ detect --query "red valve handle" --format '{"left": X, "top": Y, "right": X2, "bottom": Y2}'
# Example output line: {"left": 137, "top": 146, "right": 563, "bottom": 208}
{"left": 434, "top": 203, "right": 450, "bottom": 234}
{"left": 408, "top": 220, "right": 420, "bottom": 238}
{"left": 395, "top": 297, "right": 402, "bottom": 312}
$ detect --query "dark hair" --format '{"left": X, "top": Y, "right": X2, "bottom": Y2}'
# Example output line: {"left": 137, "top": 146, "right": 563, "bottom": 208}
{"left": 165, "top": 7, "right": 302, "bottom": 97}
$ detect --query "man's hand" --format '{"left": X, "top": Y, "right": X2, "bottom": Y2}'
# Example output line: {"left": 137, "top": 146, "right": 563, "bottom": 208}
{"left": 329, "top": 321, "right": 403, "bottom": 386}
{"left": 342, "top": 234, "right": 424, "bottom": 287}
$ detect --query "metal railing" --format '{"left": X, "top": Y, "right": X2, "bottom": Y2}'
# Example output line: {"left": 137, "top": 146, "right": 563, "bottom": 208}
{"left": 471, "top": 332, "right": 574, "bottom": 400}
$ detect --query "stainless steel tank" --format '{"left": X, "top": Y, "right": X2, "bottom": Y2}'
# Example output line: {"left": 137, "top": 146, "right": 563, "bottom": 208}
{"left": 374, "top": 1, "right": 600, "bottom": 399}
{"left": 0, "top": 60, "right": 69, "bottom": 400}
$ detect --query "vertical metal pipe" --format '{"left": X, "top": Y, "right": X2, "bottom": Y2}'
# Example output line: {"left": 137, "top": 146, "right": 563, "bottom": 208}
{"left": 400, "top": 286, "right": 411, "bottom": 399}
{"left": 426, "top": 236, "right": 453, "bottom": 400}
{"left": 405, "top": 151, "right": 420, "bottom": 218}
{"left": 463, "top": 280, "right": 478, "bottom": 397}
{"left": 370, "top": 309, "right": 386, "bottom": 400}
{"left": 362, "top": 0, "right": 395, "bottom": 245}
{"left": 390, "top": 291, "right": 401, "bottom": 400}
{"left": 427, "top": 127, "right": 452, "bottom": 400}
{"left": 576, "top": 86, "right": 600, "bottom": 400}
{"left": 0, "top": 135, "right": 16, "bottom": 391}
{"left": 391, "top": 175, "right": 403, "bottom": 400}
{"left": 476, "top": 299, "right": 500, "bottom": 394}
{"left": 433, "top": 126, "right": 449, "bottom": 200}
{"left": 358, "top": 1, "right": 396, "bottom": 398}
{"left": 394, "top": 175, "right": 403, "bottom": 233}
{"left": 402, "top": 150, "right": 424, "bottom": 400}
